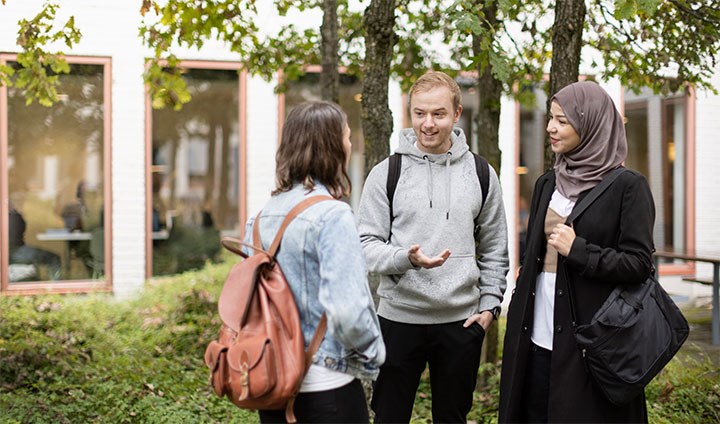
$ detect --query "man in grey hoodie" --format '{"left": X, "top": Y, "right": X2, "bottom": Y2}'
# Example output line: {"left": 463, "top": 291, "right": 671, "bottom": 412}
{"left": 357, "top": 70, "right": 509, "bottom": 423}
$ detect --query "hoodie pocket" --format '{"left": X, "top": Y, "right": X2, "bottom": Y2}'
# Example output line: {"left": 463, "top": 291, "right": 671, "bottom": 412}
{"left": 387, "top": 256, "right": 481, "bottom": 310}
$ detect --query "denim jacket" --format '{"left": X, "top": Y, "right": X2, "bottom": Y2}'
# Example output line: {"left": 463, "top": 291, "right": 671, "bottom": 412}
{"left": 243, "top": 182, "right": 385, "bottom": 380}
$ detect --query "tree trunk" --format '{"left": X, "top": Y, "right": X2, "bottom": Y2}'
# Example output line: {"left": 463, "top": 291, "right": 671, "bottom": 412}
{"left": 545, "top": 0, "right": 586, "bottom": 169}
{"left": 361, "top": 0, "right": 397, "bottom": 178}
{"left": 321, "top": 0, "right": 339, "bottom": 103}
{"left": 361, "top": 3, "right": 396, "bottom": 411}
{"left": 473, "top": 0, "right": 503, "bottom": 377}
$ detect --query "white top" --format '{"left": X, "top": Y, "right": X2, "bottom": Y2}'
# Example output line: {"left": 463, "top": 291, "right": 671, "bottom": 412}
{"left": 531, "top": 190, "right": 575, "bottom": 351}
{"left": 300, "top": 364, "right": 354, "bottom": 393}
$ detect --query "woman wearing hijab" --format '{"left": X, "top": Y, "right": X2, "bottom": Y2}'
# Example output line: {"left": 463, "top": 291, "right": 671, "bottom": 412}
{"left": 499, "top": 81, "right": 655, "bottom": 423}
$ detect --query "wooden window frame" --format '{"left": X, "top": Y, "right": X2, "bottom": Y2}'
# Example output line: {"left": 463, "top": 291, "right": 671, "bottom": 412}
{"left": 143, "top": 60, "right": 247, "bottom": 278}
{"left": 0, "top": 54, "right": 113, "bottom": 295}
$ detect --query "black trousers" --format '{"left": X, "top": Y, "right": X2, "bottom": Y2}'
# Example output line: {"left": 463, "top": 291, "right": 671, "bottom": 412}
{"left": 519, "top": 343, "right": 552, "bottom": 423}
{"left": 371, "top": 317, "right": 485, "bottom": 424}
{"left": 258, "top": 379, "right": 368, "bottom": 424}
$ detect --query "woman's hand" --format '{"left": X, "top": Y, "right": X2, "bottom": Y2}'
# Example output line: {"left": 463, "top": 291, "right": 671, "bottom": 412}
{"left": 548, "top": 223, "right": 576, "bottom": 257}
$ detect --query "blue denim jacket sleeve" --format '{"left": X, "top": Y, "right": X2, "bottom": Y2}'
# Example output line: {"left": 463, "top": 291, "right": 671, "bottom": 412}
{"left": 316, "top": 204, "right": 386, "bottom": 366}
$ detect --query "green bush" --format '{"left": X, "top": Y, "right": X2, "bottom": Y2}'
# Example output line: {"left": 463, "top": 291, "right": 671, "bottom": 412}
{"left": 0, "top": 261, "right": 255, "bottom": 423}
{"left": 1, "top": 261, "right": 718, "bottom": 423}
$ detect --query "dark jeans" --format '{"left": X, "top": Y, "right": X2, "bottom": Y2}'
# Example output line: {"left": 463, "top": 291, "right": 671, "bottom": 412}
{"left": 258, "top": 379, "right": 368, "bottom": 424}
{"left": 371, "top": 317, "right": 485, "bottom": 424}
{"left": 519, "top": 343, "right": 552, "bottom": 423}
{"left": 10, "top": 245, "right": 61, "bottom": 280}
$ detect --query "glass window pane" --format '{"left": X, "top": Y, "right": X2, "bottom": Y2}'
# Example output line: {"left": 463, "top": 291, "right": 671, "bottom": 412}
{"left": 7, "top": 63, "right": 106, "bottom": 283}
{"left": 151, "top": 68, "right": 239, "bottom": 276}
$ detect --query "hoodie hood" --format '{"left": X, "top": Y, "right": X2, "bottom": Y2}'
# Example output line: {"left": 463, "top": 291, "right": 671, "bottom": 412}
{"left": 395, "top": 127, "right": 470, "bottom": 218}
{"left": 396, "top": 127, "right": 470, "bottom": 163}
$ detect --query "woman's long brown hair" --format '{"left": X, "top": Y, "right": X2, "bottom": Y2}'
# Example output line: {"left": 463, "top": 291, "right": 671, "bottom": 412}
{"left": 273, "top": 101, "right": 351, "bottom": 199}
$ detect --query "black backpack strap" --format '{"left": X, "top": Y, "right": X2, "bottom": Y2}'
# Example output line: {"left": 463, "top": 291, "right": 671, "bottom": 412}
{"left": 473, "top": 152, "right": 490, "bottom": 212}
{"left": 386, "top": 153, "right": 402, "bottom": 223}
{"left": 387, "top": 152, "right": 490, "bottom": 223}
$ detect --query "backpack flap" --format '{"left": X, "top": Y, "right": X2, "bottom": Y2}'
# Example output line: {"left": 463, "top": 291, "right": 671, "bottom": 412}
{"left": 218, "top": 253, "right": 272, "bottom": 333}
{"left": 227, "top": 334, "right": 277, "bottom": 400}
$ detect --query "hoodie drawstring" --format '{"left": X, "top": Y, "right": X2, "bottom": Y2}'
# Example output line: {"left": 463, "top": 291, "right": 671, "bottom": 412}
{"left": 445, "top": 152, "right": 452, "bottom": 220}
{"left": 423, "top": 153, "right": 452, "bottom": 220}
{"left": 423, "top": 155, "right": 433, "bottom": 208}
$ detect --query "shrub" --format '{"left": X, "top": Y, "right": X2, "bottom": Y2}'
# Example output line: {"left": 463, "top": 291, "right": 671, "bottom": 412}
{"left": 0, "top": 261, "right": 254, "bottom": 423}
{"left": 1, "top": 260, "right": 718, "bottom": 423}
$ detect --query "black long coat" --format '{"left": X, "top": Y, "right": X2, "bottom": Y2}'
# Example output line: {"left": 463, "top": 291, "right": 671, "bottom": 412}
{"left": 499, "top": 169, "right": 655, "bottom": 423}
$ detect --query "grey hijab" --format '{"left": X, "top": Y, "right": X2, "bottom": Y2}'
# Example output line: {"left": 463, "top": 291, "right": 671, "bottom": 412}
{"left": 552, "top": 81, "right": 628, "bottom": 201}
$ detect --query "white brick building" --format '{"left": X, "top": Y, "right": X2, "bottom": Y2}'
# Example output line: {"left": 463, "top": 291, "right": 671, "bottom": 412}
{"left": 1, "top": 1, "right": 717, "bottom": 297}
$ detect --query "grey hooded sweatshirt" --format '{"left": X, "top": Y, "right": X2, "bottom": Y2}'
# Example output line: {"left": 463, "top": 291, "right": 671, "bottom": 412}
{"left": 357, "top": 127, "right": 509, "bottom": 324}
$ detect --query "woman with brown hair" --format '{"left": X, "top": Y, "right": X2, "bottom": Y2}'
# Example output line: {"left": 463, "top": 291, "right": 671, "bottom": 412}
{"left": 245, "top": 101, "right": 385, "bottom": 423}
{"left": 499, "top": 81, "right": 655, "bottom": 423}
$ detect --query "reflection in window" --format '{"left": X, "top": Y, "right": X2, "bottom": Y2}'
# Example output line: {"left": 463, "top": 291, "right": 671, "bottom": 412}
{"left": 151, "top": 68, "right": 239, "bottom": 276}
{"left": 283, "top": 73, "right": 364, "bottom": 207}
{"left": 7, "top": 63, "right": 106, "bottom": 283}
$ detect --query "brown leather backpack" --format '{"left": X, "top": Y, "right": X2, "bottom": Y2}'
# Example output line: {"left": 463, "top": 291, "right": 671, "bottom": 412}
{"left": 204, "top": 196, "right": 332, "bottom": 423}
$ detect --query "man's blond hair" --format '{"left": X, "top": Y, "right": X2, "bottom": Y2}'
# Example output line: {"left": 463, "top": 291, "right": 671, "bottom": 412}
{"left": 408, "top": 71, "right": 462, "bottom": 111}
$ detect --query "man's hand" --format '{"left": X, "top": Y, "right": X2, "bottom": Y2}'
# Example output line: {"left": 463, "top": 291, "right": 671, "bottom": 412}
{"left": 463, "top": 311, "right": 494, "bottom": 331}
{"left": 408, "top": 244, "right": 451, "bottom": 269}
{"left": 548, "top": 223, "right": 576, "bottom": 257}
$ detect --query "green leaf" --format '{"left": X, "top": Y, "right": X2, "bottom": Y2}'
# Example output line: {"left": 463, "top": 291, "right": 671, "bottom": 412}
{"left": 614, "top": 0, "right": 637, "bottom": 20}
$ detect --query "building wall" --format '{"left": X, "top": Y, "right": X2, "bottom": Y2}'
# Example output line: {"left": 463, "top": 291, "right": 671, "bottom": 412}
{"left": 694, "top": 66, "right": 720, "bottom": 275}
{"left": 2, "top": 2, "right": 718, "bottom": 297}
{"left": 0, "top": 1, "right": 284, "bottom": 297}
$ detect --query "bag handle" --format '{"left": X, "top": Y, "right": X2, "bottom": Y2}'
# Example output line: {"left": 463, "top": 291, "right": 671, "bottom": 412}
{"left": 221, "top": 195, "right": 335, "bottom": 258}
{"left": 562, "top": 167, "right": 627, "bottom": 326}
{"left": 268, "top": 195, "right": 334, "bottom": 256}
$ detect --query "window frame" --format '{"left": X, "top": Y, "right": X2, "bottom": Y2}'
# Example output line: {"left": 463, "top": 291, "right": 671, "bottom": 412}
{"left": 143, "top": 60, "right": 247, "bottom": 278}
{"left": 622, "top": 88, "right": 696, "bottom": 276}
{"left": 0, "top": 54, "right": 113, "bottom": 295}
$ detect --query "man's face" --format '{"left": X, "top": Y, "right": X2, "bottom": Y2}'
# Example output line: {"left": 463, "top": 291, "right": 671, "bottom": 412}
{"left": 410, "top": 86, "right": 461, "bottom": 154}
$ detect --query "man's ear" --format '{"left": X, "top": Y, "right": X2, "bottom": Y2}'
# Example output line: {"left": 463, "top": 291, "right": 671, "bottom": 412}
{"left": 454, "top": 105, "right": 463, "bottom": 123}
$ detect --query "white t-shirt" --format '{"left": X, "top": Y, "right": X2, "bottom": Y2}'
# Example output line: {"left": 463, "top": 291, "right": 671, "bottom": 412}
{"left": 300, "top": 364, "right": 354, "bottom": 393}
{"left": 531, "top": 190, "right": 575, "bottom": 351}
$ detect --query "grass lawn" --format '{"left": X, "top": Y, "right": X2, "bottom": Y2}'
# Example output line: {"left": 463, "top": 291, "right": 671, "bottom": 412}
{"left": 1, "top": 260, "right": 718, "bottom": 423}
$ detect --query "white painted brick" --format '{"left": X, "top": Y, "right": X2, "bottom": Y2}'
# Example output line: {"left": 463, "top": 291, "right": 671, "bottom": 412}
{"left": 2, "top": 1, "right": 719, "bottom": 297}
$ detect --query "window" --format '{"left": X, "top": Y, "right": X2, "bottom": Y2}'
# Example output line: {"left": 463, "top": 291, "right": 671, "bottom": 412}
{"left": 624, "top": 88, "right": 693, "bottom": 262}
{"left": 148, "top": 64, "right": 244, "bottom": 277}
{"left": 282, "top": 71, "right": 364, "bottom": 207}
{"left": 516, "top": 86, "right": 549, "bottom": 260}
{"left": 1, "top": 56, "right": 111, "bottom": 294}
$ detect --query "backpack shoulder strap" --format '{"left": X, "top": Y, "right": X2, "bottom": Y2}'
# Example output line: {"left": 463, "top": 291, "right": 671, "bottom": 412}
{"left": 472, "top": 152, "right": 490, "bottom": 212}
{"left": 267, "top": 195, "right": 334, "bottom": 256}
{"left": 221, "top": 195, "right": 334, "bottom": 259}
{"left": 386, "top": 153, "right": 402, "bottom": 222}
{"left": 386, "top": 152, "right": 490, "bottom": 220}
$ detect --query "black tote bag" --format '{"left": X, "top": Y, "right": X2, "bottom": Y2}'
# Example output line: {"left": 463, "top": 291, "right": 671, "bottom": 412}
{"left": 573, "top": 275, "right": 689, "bottom": 405}
{"left": 564, "top": 168, "right": 690, "bottom": 406}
